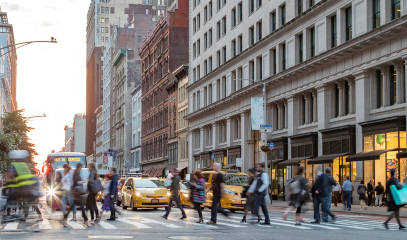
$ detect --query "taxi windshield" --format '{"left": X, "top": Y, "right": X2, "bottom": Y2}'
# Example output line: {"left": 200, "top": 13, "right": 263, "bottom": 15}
{"left": 133, "top": 179, "right": 164, "bottom": 188}
{"left": 224, "top": 174, "right": 248, "bottom": 186}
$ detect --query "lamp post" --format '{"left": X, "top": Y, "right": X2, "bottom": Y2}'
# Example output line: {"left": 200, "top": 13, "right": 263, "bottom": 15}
{"left": 24, "top": 114, "right": 47, "bottom": 120}
{"left": 0, "top": 37, "right": 57, "bottom": 57}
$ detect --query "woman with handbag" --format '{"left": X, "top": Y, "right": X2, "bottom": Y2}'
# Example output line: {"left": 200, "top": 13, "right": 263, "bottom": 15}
{"left": 61, "top": 164, "right": 77, "bottom": 221}
{"left": 63, "top": 163, "right": 89, "bottom": 227}
{"left": 189, "top": 169, "right": 206, "bottom": 223}
{"left": 384, "top": 168, "right": 405, "bottom": 230}
{"left": 87, "top": 163, "right": 100, "bottom": 223}
{"left": 241, "top": 168, "right": 256, "bottom": 223}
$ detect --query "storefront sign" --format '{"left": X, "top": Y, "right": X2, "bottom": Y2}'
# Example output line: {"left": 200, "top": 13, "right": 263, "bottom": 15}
{"left": 251, "top": 97, "right": 264, "bottom": 130}
{"left": 236, "top": 158, "right": 243, "bottom": 167}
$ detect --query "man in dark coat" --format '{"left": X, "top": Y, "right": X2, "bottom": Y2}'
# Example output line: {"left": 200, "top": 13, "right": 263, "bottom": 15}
{"left": 313, "top": 168, "right": 337, "bottom": 223}
{"left": 107, "top": 168, "right": 118, "bottom": 221}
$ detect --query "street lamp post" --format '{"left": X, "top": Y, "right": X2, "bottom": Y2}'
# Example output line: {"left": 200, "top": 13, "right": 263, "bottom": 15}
{"left": 0, "top": 37, "right": 57, "bottom": 57}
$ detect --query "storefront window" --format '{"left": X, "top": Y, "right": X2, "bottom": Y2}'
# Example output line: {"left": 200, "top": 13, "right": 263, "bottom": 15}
{"left": 386, "top": 132, "right": 399, "bottom": 149}
{"left": 374, "top": 133, "right": 386, "bottom": 150}
{"left": 364, "top": 160, "right": 374, "bottom": 184}
{"left": 351, "top": 161, "right": 357, "bottom": 182}
{"left": 305, "top": 160, "right": 313, "bottom": 183}
{"left": 333, "top": 157, "right": 340, "bottom": 183}
{"left": 400, "top": 131, "right": 406, "bottom": 149}
{"left": 375, "top": 153, "right": 386, "bottom": 188}
{"left": 386, "top": 151, "right": 398, "bottom": 179}
{"left": 400, "top": 158, "right": 407, "bottom": 182}
{"left": 364, "top": 136, "right": 374, "bottom": 152}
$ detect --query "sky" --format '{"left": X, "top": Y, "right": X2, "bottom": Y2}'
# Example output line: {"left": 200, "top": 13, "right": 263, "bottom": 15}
{"left": 0, "top": 0, "right": 91, "bottom": 166}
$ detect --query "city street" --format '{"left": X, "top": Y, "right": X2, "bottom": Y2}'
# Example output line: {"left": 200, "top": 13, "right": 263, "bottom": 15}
{"left": 1, "top": 206, "right": 407, "bottom": 240}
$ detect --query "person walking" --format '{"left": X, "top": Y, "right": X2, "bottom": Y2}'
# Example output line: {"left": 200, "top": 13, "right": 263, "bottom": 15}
{"left": 310, "top": 170, "right": 322, "bottom": 224}
{"left": 248, "top": 163, "right": 271, "bottom": 225}
{"left": 384, "top": 168, "right": 406, "bottom": 230}
{"left": 367, "top": 180, "right": 374, "bottom": 206}
{"left": 162, "top": 169, "right": 187, "bottom": 220}
{"left": 241, "top": 168, "right": 256, "bottom": 223}
{"left": 189, "top": 169, "right": 206, "bottom": 223}
{"left": 100, "top": 174, "right": 111, "bottom": 218}
{"left": 332, "top": 182, "right": 341, "bottom": 207}
{"left": 61, "top": 164, "right": 77, "bottom": 221}
{"left": 283, "top": 166, "right": 308, "bottom": 225}
{"left": 207, "top": 163, "right": 229, "bottom": 225}
{"left": 374, "top": 182, "right": 384, "bottom": 207}
{"left": 357, "top": 180, "right": 368, "bottom": 210}
{"left": 63, "top": 163, "right": 88, "bottom": 227}
{"left": 107, "top": 168, "right": 118, "bottom": 221}
{"left": 87, "top": 163, "right": 100, "bottom": 223}
{"left": 342, "top": 177, "right": 353, "bottom": 211}
{"left": 314, "top": 168, "right": 337, "bottom": 223}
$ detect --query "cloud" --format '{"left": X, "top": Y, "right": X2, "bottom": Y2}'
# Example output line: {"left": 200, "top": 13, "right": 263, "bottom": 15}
{"left": 40, "top": 21, "right": 54, "bottom": 28}
{"left": 0, "top": 2, "right": 27, "bottom": 12}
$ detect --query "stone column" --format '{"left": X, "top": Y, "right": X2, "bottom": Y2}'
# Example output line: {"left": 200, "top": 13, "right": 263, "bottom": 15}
{"left": 338, "top": 81, "right": 345, "bottom": 116}
{"left": 304, "top": 93, "right": 310, "bottom": 124}
{"left": 200, "top": 127, "right": 204, "bottom": 152}
{"left": 226, "top": 118, "right": 232, "bottom": 147}
{"left": 349, "top": 79, "right": 355, "bottom": 114}
{"left": 395, "top": 63, "right": 404, "bottom": 104}
{"left": 188, "top": 131, "right": 193, "bottom": 172}
{"left": 212, "top": 122, "right": 217, "bottom": 150}
{"left": 277, "top": 103, "right": 282, "bottom": 130}
{"left": 287, "top": 96, "right": 295, "bottom": 136}
{"left": 284, "top": 100, "right": 288, "bottom": 129}
{"left": 317, "top": 86, "right": 328, "bottom": 156}
{"left": 312, "top": 91, "right": 317, "bottom": 122}
{"left": 380, "top": 66, "right": 389, "bottom": 107}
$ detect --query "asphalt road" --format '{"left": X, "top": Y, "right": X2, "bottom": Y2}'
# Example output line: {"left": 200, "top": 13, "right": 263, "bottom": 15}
{"left": 1, "top": 205, "right": 407, "bottom": 240}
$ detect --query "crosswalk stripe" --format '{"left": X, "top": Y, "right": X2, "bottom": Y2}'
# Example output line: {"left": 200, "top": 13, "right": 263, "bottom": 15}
{"left": 98, "top": 221, "right": 117, "bottom": 229}
{"left": 188, "top": 216, "right": 246, "bottom": 228}
{"left": 302, "top": 218, "right": 370, "bottom": 230}
{"left": 39, "top": 219, "right": 52, "bottom": 230}
{"left": 141, "top": 217, "right": 181, "bottom": 228}
{"left": 67, "top": 221, "right": 86, "bottom": 229}
{"left": 267, "top": 221, "right": 311, "bottom": 230}
{"left": 167, "top": 217, "right": 218, "bottom": 228}
{"left": 3, "top": 222, "right": 19, "bottom": 231}
{"left": 117, "top": 218, "right": 152, "bottom": 229}
{"left": 269, "top": 218, "right": 341, "bottom": 230}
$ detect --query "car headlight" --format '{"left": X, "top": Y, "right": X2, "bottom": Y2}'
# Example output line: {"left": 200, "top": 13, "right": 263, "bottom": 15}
{"left": 224, "top": 188, "right": 235, "bottom": 195}
{"left": 136, "top": 192, "right": 141, "bottom": 197}
{"left": 167, "top": 192, "right": 171, "bottom": 196}
{"left": 48, "top": 188, "right": 55, "bottom": 197}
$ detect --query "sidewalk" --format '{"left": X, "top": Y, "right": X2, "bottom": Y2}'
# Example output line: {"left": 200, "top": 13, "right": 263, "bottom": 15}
{"left": 270, "top": 200, "right": 407, "bottom": 218}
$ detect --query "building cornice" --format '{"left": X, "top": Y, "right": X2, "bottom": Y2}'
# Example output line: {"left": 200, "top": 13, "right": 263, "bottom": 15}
{"left": 186, "top": 15, "right": 407, "bottom": 121}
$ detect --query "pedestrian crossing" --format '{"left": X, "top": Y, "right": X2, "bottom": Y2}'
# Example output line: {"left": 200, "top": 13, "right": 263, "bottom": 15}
{"left": 0, "top": 213, "right": 404, "bottom": 232}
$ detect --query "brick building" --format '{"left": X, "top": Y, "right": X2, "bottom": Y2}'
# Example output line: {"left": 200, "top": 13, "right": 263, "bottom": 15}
{"left": 140, "top": 0, "right": 188, "bottom": 174}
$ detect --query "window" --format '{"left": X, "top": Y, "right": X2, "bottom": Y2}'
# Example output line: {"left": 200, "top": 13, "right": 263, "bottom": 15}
{"left": 334, "top": 84, "right": 339, "bottom": 117}
{"left": 233, "top": 118, "right": 241, "bottom": 139}
{"left": 197, "top": 14, "right": 201, "bottom": 31}
{"left": 217, "top": 0, "right": 221, "bottom": 11}
{"left": 231, "top": 70, "right": 236, "bottom": 92}
{"left": 204, "top": 33, "right": 208, "bottom": 49}
{"left": 216, "top": 50, "right": 221, "bottom": 67}
{"left": 237, "top": 67, "right": 243, "bottom": 89}
{"left": 197, "top": 65, "right": 201, "bottom": 81}
{"left": 222, "top": 16, "right": 227, "bottom": 36}
{"left": 197, "top": 39, "right": 201, "bottom": 56}
{"left": 222, "top": 76, "right": 226, "bottom": 98}
{"left": 297, "top": 33, "right": 303, "bottom": 63}
{"left": 297, "top": 0, "right": 303, "bottom": 16}
{"left": 310, "top": 26, "right": 315, "bottom": 57}
{"left": 280, "top": 4, "right": 286, "bottom": 26}
{"left": 270, "top": 48, "right": 276, "bottom": 75}
{"left": 231, "top": 39, "right": 236, "bottom": 57}
{"left": 345, "top": 81, "right": 350, "bottom": 115}
{"left": 249, "top": 26, "right": 254, "bottom": 46}
{"left": 204, "top": 6, "right": 208, "bottom": 23}
{"left": 231, "top": 8, "right": 236, "bottom": 28}
{"left": 222, "top": 46, "right": 226, "bottom": 63}
{"left": 330, "top": 14, "right": 337, "bottom": 48}
{"left": 301, "top": 95, "right": 306, "bottom": 125}
{"left": 238, "top": 34, "right": 243, "bottom": 53}
{"left": 219, "top": 121, "right": 227, "bottom": 143}
{"left": 204, "top": 60, "right": 208, "bottom": 75}
{"left": 376, "top": 70, "right": 382, "bottom": 108}
{"left": 392, "top": 0, "right": 401, "bottom": 20}
{"left": 193, "top": 17, "right": 196, "bottom": 33}
{"left": 256, "top": 55, "right": 263, "bottom": 81}
{"left": 238, "top": 2, "right": 243, "bottom": 23}
{"left": 249, "top": 0, "right": 255, "bottom": 14}
{"left": 197, "top": 91, "right": 201, "bottom": 109}
{"left": 208, "top": 28, "right": 213, "bottom": 47}
{"left": 208, "top": 56, "right": 213, "bottom": 72}
{"left": 372, "top": 0, "right": 380, "bottom": 29}
{"left": 193, "top": 42, "right": 196, "bottom": 59}
{"left": 216, "top": 79, "right": 221, "bottom": 100}
{"left": 270, "top": 11, "right": 276, "bottom": 32}
{"left": 193, "top": 68, "right": 197, "bottom": 82}
{"left": 209, "top": 1, "right": 213, "bottom": 19}
{"left": 256, "top": 20, "right": 262, "bottom": 41}
{"left": 208, "top": 84, "right": 213, "bottom": 104}
{"left": 389, "top": 65, "right": 396, "bottom": 106}
{"left": 308, "top": 0, "right": 315, "bottom": 8}
{"left": 249, "top": 60, "right": 255, "bottom": 83}
{"left": 345, "top": 6, "right": 352, "bottom": 41}
{"left": 111, "top": 7, "right": 115, "bottom": 14}
{"left": 281, "top": 43, "right": 286, "bottom": 71}
{"left": 217, "top": 21, "right": 221, "bottom": 40}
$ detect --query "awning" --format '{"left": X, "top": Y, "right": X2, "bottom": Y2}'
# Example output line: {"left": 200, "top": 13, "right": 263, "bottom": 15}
{"left": 308, "top": 153, "right": 349, "bottom": 165}
{"left": 346, "top": 149, "right": 402, "bottom": 162}
{"left": 271, "top": 159, "right": 286, "bottom": 164}
{"left": 278, "top": 157, "right": 306, "bottom": 166}
{"left": 397, "top": 151, "right": 407, "bottom": 159}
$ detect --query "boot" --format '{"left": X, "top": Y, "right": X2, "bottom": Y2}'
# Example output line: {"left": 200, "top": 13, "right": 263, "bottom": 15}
{"left": 241, "top": 216, "right": 246, "bottom": 223}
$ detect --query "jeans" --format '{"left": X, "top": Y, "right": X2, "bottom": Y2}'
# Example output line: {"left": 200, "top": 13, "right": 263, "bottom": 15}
{"left": 164, "top": 194, "right": 186, "bottom": 218}
{"left": 210, "top": 195, "right": 228, "bottom": 223}
{"left": 61, "top": 191, "right": 76, "bottom": 218}
{"left": 321, "top": 196, "right": 335, "bottom": 222}
{"left": 375, "top": 194, "right": 383, "bottom": 206}
{"left": 64, "top": 196, "right": 87, "bottom": 222}
{"left": 87, "top": 193, "right": 99, "bottom": 220}
{"left": 253, "top": 194, "right": 270, "bottom": 223}
{"left": 343, "top": 191, "right": 352, "bottom": 210}
{"left": 313, "top": 196, "right": 321, "bottom": 222}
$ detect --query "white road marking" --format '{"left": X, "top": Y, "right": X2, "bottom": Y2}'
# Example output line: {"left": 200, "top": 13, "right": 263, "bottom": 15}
{"left": 117, "top": 218, "right": 152, "bottom": 229}
{"left": 265, "top": 221, "right": 311, "bottom": 230}
{"left": 188, "top": 216, "right": 246, "bottom": 228}
{"left": 167, "top": 217, "right": 218, "bottom": 228}
{"left": 140, "top": 217, "right": 181, "bottom": 228}
{"left": 67, "top": 221, "right": 86, "bottom": 230}
{"left": 269, "top": 218, "right": 341, "bottom": 230}
{"left": 39, "top": 219, "right": 52, "bottom": 230}
{"left": 3, "top": 222, "right": 19, "bottom": 231}
{"left": 98, "top": 221, "right": 117, "bottom": 229}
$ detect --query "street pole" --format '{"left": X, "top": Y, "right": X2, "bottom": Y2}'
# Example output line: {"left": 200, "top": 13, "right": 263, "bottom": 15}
{"left": 261, "top": 82, "right": 272, "bottom": 204}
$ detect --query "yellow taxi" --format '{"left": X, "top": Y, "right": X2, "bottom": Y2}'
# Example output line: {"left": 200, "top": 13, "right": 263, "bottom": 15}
{"left": 121, "top": 177, "right": 170, "bottom": 210}
{"left": 179, "top": 182, "right": 193, "bottom": 207}
{"left": 202, "top": 170, "right": 248, "bottom": 212}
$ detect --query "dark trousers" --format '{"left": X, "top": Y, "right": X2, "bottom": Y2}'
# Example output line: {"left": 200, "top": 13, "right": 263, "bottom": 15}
{"left": 333, "top": 191, "right": 340, "bottom": 206}
{"left": 87, "top": 193, "right": 99, "bottom": 220}
{"left": 367, "top": 192, "right": 374, "bottom": 206}
{"left": 210, "top": 195, "right": 228, "bottom": 223}
{"left": 109, "top": 195, "right": 117, "bottom": 219}
{"left": 193, "top": 202, "right": 203, "bottom": 219}
{"left": 386, "top": 208, "right": 402, "bottom": 226}
{"left": 320, "top": 196, "right": 335, "bottom": 222}
{"left": 313, "top": 196, "right": 321, "bottom": 222}
{"left": 64, "top": 197, "right": 88, "bottom": 222}
{"left": 253, "top": 194, "right": 270, "bottom": 223}
{"left": 343, "top": 191, "right": 352, "bottom": 210}
{"left": 165, "top": 194, "right": 186, "bottom": 218}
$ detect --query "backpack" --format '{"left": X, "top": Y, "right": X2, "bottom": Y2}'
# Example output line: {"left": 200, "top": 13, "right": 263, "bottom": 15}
{"left": 357, "top": 185, "right": 366, "bottom": 195}
{"left": 287, "top": 178, "right": 301, "bottom": 195}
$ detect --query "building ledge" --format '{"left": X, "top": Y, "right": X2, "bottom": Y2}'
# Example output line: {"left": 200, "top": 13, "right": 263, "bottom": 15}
{"left": 369, "top": 103, "right": 406, "bottom": 115}
{"left": 329, "top": 114, "right": 356, "bottom": 124}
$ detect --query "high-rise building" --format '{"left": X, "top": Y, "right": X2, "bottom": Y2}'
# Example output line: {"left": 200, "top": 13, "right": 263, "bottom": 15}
{"left": 0, "top": 8, "right": 17, "bottom": 117}
{"left": 140, "top": 0, "right": 188, "bottom": 175}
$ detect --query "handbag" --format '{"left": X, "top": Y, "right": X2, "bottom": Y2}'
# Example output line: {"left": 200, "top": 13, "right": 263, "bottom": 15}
{"left": 89, "top": 179, "right": 103, "bottom": 194}
{"left": 390, "top": 184, "right": 407, "bottom": 206}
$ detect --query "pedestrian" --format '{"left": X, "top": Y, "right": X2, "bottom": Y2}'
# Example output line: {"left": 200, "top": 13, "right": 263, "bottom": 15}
{"left": 384, "top": 168, "right": 406, "bottom": 230}
{"left": 283, "top": 166, "right": 309, "bottom": 225}
{"left": 100, "top": 174, "right": 111, "bottom": 218}
{"left": 162, "top": 168, "right": 187, "bottom": 220}
{"left": 241, "top": 168, "right": 256, "bottom": 223}
{"left": 357, "top": 180, "right": 368, "bottom": 210}
{"left": 207, "top": 163, "right": 229, "bottom": 225}
{"left": 189, "top": 169, "right": 206, "bottom": 223}
{"left": 87, "top": 163, "right": 100, "bottom": 223}
{"left": 107, "top": 167, "right": 118, "bottom": 221}
{"left": 332, "top": 182, "right": 341, "bottom": 207}
{"left": 367, "top": 180, "right": 374, "bottom": 206}
{"left": 63, "top": 163, "right": 88, "bottom": 227}
{"left": 374, "top": 182, "right": 384, "bottom": 207}
{"left": 248, "top": 163, "right": 271, "bottom": 225}
{"left": 61, "top": 164, "right": 77, "bottom": 221}
{"left": 342, "top": 176, "right": 353, "bottom": 211}
{"left": 314, "top": 168, "right": 337, "bottom": 223}
{"left": 310, "top": 170, "right": 322, "bottom": 224}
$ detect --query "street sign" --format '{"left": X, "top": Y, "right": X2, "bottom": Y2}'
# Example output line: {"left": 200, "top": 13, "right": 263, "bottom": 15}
{"left": 260, "top": 124, "right": 273, "bottom": 133}
{"left": 236, "top": 158, "right": 243, "bottom": 168}
{"left": 268, "top": 142, "right": 275, "bottom": 149}
{"left": 210, "top": 153, "right": 215, "bottom": 159}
